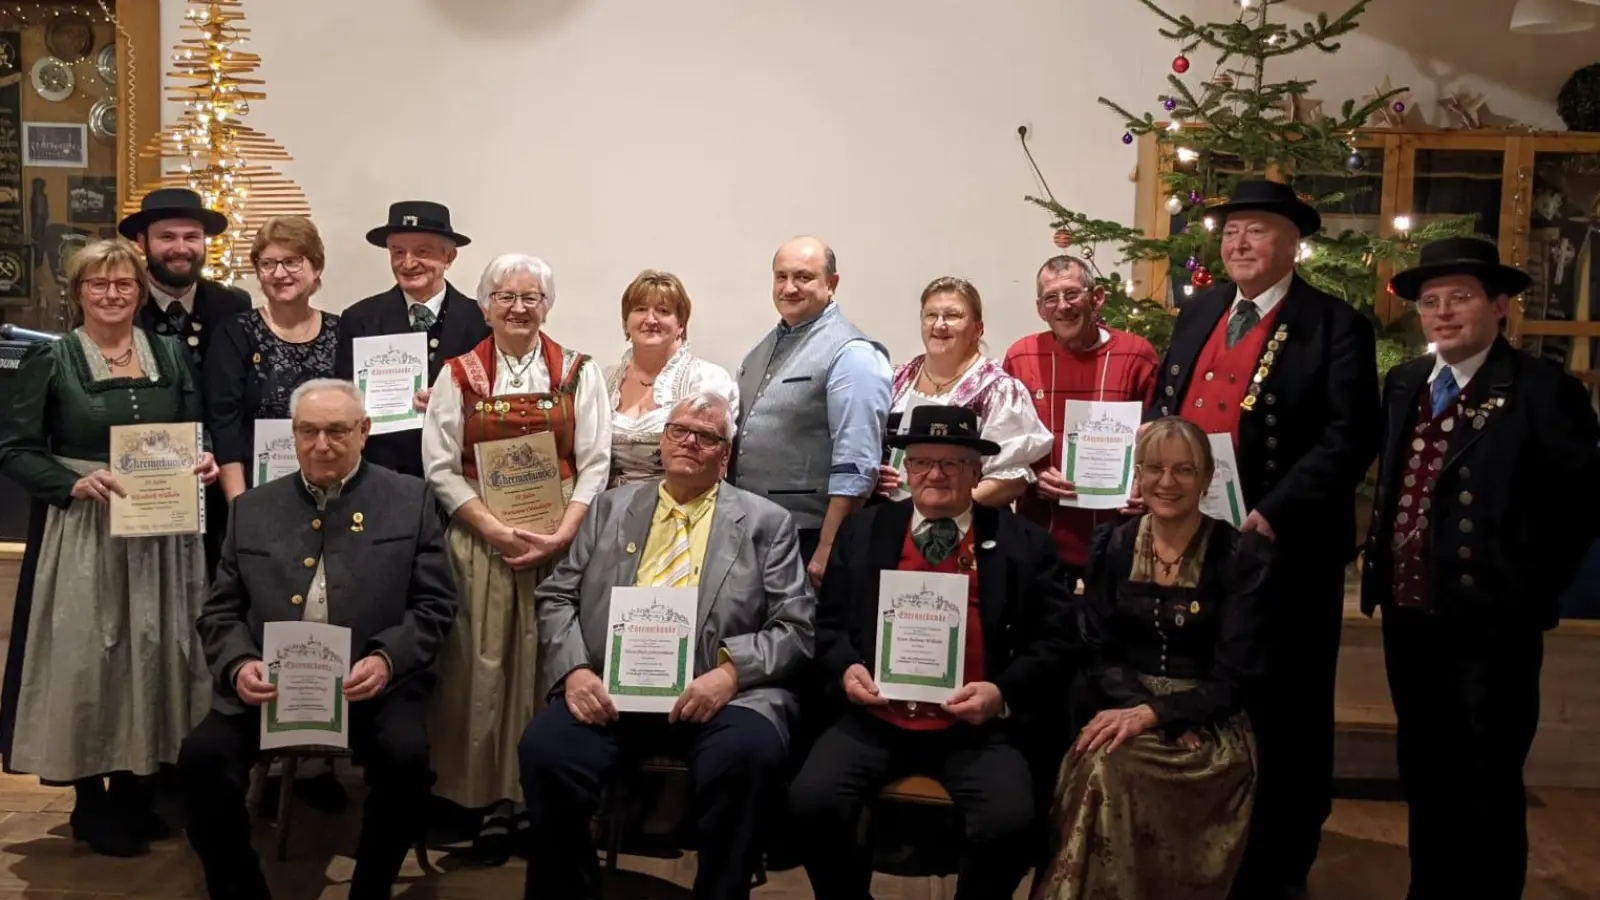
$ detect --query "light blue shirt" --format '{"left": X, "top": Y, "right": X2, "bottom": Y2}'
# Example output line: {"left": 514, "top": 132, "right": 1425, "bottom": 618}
{"left": 773, "top": 304, "right": 891, "bottom": 498}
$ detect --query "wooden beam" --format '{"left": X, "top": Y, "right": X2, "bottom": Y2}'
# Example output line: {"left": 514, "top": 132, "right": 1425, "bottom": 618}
{"left": 117, "top": 0, "right": 164, "bottom": 216}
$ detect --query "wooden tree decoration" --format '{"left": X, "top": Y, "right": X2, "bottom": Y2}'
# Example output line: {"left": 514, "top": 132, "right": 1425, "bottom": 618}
{"left": 130, "top": 0, "right": 309, "bottom": 284}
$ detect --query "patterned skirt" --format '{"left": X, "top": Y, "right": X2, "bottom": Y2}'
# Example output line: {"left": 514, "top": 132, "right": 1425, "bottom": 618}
{"left": 1032, "top": 675, "right": 1257, "bottom": 900}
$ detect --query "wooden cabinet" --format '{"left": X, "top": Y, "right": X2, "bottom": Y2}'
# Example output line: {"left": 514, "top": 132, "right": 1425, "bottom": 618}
{"left": 1132, "top": 127, "right": 1600, "bottom": 386}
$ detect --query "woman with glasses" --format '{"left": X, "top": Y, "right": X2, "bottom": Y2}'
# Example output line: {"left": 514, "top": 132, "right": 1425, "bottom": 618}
{"left": 421, "top": 253, "right": 611, "bottom": 863}
{"left": 1033, "top": 416, "right": 1270, "bottom": 900}
{"left": 606, "top": 269, "right": 738, "bottom": 487}
{"left": 876, "top": 277, "right": 1051, "bottom": 506}
{"left": 0, "top": 239, "right": 217, "bottom": 857}
{"left": 205, "top": 216, "right": 340, "bottom": 499}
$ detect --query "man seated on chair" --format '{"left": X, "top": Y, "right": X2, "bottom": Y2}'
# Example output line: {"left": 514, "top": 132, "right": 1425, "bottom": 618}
{"left": 178, "top": 379, "right": 458, "bottom": 900}
{"left": 520, "top": 390, "right": 814, "bottom": 900}
{"left": 788, "top": 404, "right": 1079, "bottom": 900}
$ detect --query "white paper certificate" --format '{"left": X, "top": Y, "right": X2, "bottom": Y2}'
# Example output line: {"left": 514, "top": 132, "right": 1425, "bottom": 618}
{"left": 251, "top": 418, "right": 299, "bottom": 486}
{"left": 1200, "top": 433, "right": 1246, "bottom": 528}
{"left": 352, "top": 333, "right": 428, "bottom": 435}
{"left": 260, "top": 621, "right": 351, "bottom": 751}
{"left": 1060, "top": 400, "right": 1142, "bottom": 510}
{"left": 885, "top": 395, "right": 936, "bottom": 501}
{"left": 604, "top": 586, "right": 698, "bottom": 714}
{"left": 874, "top": 570, "right": 969, "bottom": 704}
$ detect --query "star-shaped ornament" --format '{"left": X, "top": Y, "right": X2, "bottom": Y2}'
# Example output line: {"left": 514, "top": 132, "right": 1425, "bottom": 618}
{"left": 1362, "top": 77, "right": 1412, "bottom": 128}
{"left": 1279, "top": 93, "right": 1324, "bottom": 124}
{"left": 1438, "top": 91, "right": 1487, "bottom": 130}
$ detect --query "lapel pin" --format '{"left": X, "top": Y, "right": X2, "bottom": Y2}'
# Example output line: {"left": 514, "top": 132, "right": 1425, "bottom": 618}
{"left": 1034, "top": 388, "right": 1045, "bottom": 400}
{"left": 1190, "top": 601, "right": 1200, "bottom": 614}
{"left": 626, "top": 542, "right": 637, "bottom": 554}
{"left": 251, "top": 352, "right": 261, "bottom": 365}
{"left": 351, "top": 512, "right": 365, "bottom": 532}
{"left": 1175, "top": 613, "right": 1186, "bottom": 626}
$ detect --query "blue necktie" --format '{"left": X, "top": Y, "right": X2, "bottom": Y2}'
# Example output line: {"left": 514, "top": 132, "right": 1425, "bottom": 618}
{"left": 1430, "top": 367, "right": 1460, "bottom": 419}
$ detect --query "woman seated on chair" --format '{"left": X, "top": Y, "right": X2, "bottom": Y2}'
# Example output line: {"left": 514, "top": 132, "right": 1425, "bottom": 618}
{"left": 1033, "top": 416, "right": 1271, "bottom": 900}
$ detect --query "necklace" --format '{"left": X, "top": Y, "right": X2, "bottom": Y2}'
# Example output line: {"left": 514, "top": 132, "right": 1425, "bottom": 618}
{"left": 499, "top": 347, "right": 537, "bottom": 389}
{"left": 630, "top": 364, "right": 656, "bottom": 388}
{"left": 1150, "top": 543, "right": 1184, "bottom": 578}
{"left": 920, "top": 356, "right": 976, "bottom": 395}
{"left": 102, "top": 347, "right": 134, "bottom": 368}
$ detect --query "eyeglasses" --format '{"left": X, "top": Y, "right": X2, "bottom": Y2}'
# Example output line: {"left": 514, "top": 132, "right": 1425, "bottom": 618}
{"left": 664, "top": 422, "right": 727, "bottom": 450}
{"left": 294, "top": 422, "right": 361, "bottom": 442}
{"left": 257, "top": 256, "right": 307, "bottom": 275}
{"left": 1416, "top": 291, "right": 1484, "bottom": 314}
{"left": 83, "top": 278, "right": 141, "bottom": 295}
{"left": 921, "top": 310, "right": 970, "bottom": 325}
{"left": 488, "top": 291, "right": 546, "bottom": 308}
{"left": 1137, "top": 463, "right": 1200, "bottom": 482}
{"left": 905, "top": 457, "right": 972, "bottom": 477}
{"left": 1037, "top": 289, "right": 1093, "bottom": 307}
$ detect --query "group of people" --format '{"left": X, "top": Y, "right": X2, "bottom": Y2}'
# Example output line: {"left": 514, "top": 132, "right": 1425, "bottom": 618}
{"left": 0, "top": 176, "right": 1593, "bottom": 900}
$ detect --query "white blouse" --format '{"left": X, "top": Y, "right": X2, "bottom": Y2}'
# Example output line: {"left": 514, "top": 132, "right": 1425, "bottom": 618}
{"left": 422, "top": 340, "right": 614, "bottom": 517}
{"left": 605, "top": 346, "right": 740, "bottom": 487}
{"left": 891, "top": 360, "right": 1053, "bottom": 484}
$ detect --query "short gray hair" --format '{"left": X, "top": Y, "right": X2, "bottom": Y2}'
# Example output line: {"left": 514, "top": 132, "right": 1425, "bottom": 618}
{"left": 289, "top": 378, "right": 364, "bottom": 418}
{"left": 669, "top": 390, "right": 737, "bottom": 441}
{"left": 1037, "top": 255, "right": 1095, "bottom": 295}
{"left": 477, "top": 253, "right": 556, "bottom": 311}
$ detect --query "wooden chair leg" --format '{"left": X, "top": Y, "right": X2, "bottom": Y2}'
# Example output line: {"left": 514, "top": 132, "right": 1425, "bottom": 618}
{"left": 244, "top": 760, "right": 268, "bottom": 814}
{"left": 275, "top": 756, "right": 299, "bottom": 862}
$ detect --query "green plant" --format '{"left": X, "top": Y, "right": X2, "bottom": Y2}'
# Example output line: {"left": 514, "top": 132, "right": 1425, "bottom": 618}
{"left": 1557, "top": 62, "right": 1600, "bottom": 133}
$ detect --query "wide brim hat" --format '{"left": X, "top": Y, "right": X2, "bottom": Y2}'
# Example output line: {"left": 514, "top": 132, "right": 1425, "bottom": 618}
{"left": 1389, "top": 236, "right": 1531, "bottom": 301}
{"left": 117, "top": 187, "right": 229, "bottom": 240}
{"left": 365, "top": 200, "right": 471, "bottom": 247}
{"left": 1205, "top": 178, "right": 1322, "bottom": 238}
{"left": 886, "top": 405, "right": 1001, "bottom": 456}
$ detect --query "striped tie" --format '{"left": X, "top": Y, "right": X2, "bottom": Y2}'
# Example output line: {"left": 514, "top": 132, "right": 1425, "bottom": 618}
{"left": 646, "top": 508, "right": 695, "bottom": 588}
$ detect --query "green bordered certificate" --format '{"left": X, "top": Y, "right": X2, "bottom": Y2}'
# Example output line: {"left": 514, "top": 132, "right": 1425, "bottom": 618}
{"left": 1199, "top": 432, "right": 1245, "bottom": 528}
{"left": 260, "top": 621, "right": 351, "bottom": 751}
{"left": 108, "top": 421, "right": 204, "bottom": 537}
{"left": 603, "top": 586, "right": 697, "bottom": 714}
{"left": 251, "top": 418, "right": 299, "bottom": 486}
{"left": 1060, "top": 399, "right": 1142, "bottom": 510}
{"left": 874, "top": 570, "right": 969, "bottom": 703}
{"left": 353, "top": 333, "right": 427, "bottom": 435}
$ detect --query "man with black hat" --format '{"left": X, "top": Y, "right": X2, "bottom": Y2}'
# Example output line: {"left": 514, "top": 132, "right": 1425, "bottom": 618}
{"left": 335, "top": 201, "right": 490, "bottom": 479}
{"left": 1148, "top": 179, "right": 1381, "bottom": 899}
{"left": 1361, "top": 237, "right": 1600, "bottom": 900}
{"left": 788, "top": 405, "right": 1077, "bottom": 900}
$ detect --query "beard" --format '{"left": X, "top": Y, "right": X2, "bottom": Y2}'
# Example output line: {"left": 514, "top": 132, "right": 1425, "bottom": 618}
{"left": 147, "top": 252, "right": 201, "bottom": 290}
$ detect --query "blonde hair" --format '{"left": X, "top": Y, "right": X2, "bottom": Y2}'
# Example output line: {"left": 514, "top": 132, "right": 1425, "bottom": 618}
{"left": 1135, "top": 416, "right": 1215, "bottom": 480}
{"left": 67, "top": 238, "right": 147, "bottom": 310}
{"left": 251, "top": 215, "right": 326, "bottom": 273}
{"left": 620, "top": 270, "right": 692, "bottom": 339}
{"left": 919, "top": 276, "right": 983, "bottom": 323}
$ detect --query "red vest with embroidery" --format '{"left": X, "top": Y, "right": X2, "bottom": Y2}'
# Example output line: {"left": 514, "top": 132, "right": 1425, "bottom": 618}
{"left": 1180, "top": 304, "right": 1283, "bottom": 443}
{"left": 869, "top": 526, "right": 984, "bottom": 732}
{"left": 1391, "top": 388, "right": 1464, "bottom": 610}
{"left": 448, "top": 333, "right": 585, "bottom": 482}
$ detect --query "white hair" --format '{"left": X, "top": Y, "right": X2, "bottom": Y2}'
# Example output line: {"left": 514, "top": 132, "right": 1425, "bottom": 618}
{"left": 477, "top": 253, "right": 556, "bottom": 311}
{"left": 669, "top": 390, "right": 737, "bottom": 441}
{"left": 289, "top": 378, "right": 364, "bottom": 418}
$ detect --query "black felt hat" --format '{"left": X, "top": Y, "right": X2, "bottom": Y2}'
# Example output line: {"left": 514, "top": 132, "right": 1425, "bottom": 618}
{"left": 885, "top": 405, "right": 1001, "bottom": 456}
{"left": 117, "top": 188, "right": 229, "bottom": 239}
{"left": 365, "top": 200, "right": 471, "bottom": 248}
{"left": 1205, "top": 178, "right": 1322, "bottom": 237}
{"left": 1388, "top": 237, "right": 1531, "bottom": 301}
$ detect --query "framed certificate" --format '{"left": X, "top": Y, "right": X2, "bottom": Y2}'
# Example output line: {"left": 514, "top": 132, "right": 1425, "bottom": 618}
{"left": 108, "top": 422, "right": 204, "bottom": 537}
{"left": 874, "top": 570, "right": 969, "bottom": 703}
{"left": 474, "top": 431, "right": 566, "bottom": 534}
{"left": 604, "top": 586, "right": 698, "bottom": 714}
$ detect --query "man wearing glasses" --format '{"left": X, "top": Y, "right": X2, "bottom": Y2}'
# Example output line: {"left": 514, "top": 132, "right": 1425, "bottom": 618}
{"left": 336, "top": 201, "right": 489, "bottom": 478}
{"left": 522, "top": 391, "right": 812, "bottom": 900}
{"left": 1002, "top": 254, "right": 1161, "bottom": 594}
{"left": 1362, "top": 237, "right": 1600, "bottom": 900}
{"left": 788, "top": 404, "right": 1076, "bottom": 900}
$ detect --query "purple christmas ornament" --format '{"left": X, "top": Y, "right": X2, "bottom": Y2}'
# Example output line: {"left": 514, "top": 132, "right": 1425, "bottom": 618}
{"left": 1185, "top": 256, "right": 1199, "bottom": 271}
{"left": 1164, "top": 97, "right": 1177, "bottom": 112}
{"left": 1392, "top": 101, "right": 1406, "bottom": 113}
{"left": 1188, "top": 190, "right": 1201, "bottom": 204}
{"left": 1122, "top": 132, "right": 1134, "bottom": 145}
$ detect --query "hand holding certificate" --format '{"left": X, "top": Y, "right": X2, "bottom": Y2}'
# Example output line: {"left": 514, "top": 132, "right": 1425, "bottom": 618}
{"left": 475, "top": 432, "right": 567, "bottom": 535}
{"left": 1060, "top": 400, "right": 1142, "bottom": 510}
{"left": 603, "top": 587, "right": 698, "bottom": 714}
{"left": 108, "top": 422, "right": 205, "bottom": 537}
{"left": 874, "top": 570, "right": 969, "bottom": 703}
{"left": 353, "top": 334, "right": 428, "bottom": 435}
{"left": 261, "top": 622, "right": 352, "bottom": 751}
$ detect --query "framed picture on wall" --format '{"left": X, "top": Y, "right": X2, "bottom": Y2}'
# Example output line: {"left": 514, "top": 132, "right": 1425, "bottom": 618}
{"left": 22, "top": 122, "right": 87, "bottom": 168}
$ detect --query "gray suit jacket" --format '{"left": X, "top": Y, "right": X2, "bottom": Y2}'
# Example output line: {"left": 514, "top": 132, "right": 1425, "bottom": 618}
{"left": 197, "top": 461, "right": 459, "bottom": 714}
{"left": 535, "top": 480, "right": 814, "bottom": 742}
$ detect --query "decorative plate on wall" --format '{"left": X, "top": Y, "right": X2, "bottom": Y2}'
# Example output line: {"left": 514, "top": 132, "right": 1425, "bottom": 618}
{"left": 30, "top": 57, "right": 74, "bottom": 102}
{"left": 45, "top": 13, "right": 95, "bottom": 63}
{"left": 96, "top": 44, "right": 116, "bottom": 87}
{"left": 89, "top": 97, "right": 116, "bottom": 144}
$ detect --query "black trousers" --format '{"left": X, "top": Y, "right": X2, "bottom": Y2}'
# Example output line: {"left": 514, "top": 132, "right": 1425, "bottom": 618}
{"left": 1231, "top": 555, "right": 1344, "bottom": 899}
{"left": 788, "top": 710, "right": 1035, "bottom": 900}
{"left": 519, "top": 700, "right": 786, "bottom": 900}
{"left": 178, "top": 684, "right": 434, "bottom": 900}
{"left": 1383, "top": 607, "right": 1543, "bottom": 900}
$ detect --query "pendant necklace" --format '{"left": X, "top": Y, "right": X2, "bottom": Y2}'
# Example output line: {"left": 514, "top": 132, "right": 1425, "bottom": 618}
{"left": 499, "top": 348, "right": 536, "bottom": 389}
{"left": 102, "top": 347, "right": 134, "bottom": 368}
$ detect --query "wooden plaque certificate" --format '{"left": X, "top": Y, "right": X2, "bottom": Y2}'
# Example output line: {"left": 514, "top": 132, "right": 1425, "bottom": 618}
{"left": 474, "top": 431, "right": 566, "bottom": 534}
{"left": 108, "top": 422, "right": 204, "bottom": 537}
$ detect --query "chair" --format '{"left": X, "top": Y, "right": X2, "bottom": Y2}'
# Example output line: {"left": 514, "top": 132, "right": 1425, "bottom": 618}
{"left": 868, "top": 775, "right": 958, "bottom": 900}
{"left": 245, "top": 747, "right": 432, "bottom": 871}
{"left": 598, "top": 754, "right": 767, "bottom": 888}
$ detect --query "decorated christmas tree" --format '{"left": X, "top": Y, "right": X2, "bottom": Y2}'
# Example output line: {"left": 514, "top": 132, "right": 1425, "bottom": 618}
{"left": 1028, "top": 0, "right": 1475, "bottom": 371}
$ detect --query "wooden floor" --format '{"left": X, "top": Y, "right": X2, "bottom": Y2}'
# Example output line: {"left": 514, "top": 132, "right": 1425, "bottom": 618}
{"left": 0, "top": 773, "right": 1596, "bottom": 899}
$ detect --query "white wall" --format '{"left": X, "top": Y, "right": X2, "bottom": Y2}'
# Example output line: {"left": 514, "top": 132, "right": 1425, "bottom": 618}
{"left": 158, "top": 0, "right": 1585, "bottom": 372}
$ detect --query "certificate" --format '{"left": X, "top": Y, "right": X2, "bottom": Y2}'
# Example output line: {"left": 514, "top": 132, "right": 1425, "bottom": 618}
{"left": 874, "top": 570, "right": 969, "bottom": 704}
{"left": 1060, "top": 400, "right": 1142, "bottom": 510}
{"left": 1200, "top": 433, "right": 1246, "bottom": 528}
{"left": 474, "top": 432, "right": 566, "bottom": 535}
{"left": 604, "top": 586, "right": 698, "bottom": 714}
{"left": 885, "top": 395, "right": 936, "bottom": 501}
{"left": 251, "top": 418, "right": 299, "bottom": 486}
{"left": 352, "top": 333, "right": 428, "bottom": 435}
{"left": 108, "top": 422, "right": 204, "bottom": 537}
{"left": 261, "top": 621, "right": 351, "bottom": 750}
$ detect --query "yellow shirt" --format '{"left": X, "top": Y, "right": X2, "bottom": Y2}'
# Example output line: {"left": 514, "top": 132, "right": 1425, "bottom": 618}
{"left": 637, "top": 481, "right": 720, "bottom": 588}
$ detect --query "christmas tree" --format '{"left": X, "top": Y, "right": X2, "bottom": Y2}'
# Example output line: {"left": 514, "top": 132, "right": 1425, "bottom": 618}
{"left": 1027, "top": 0, "right": 1475, "bottom": 372}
